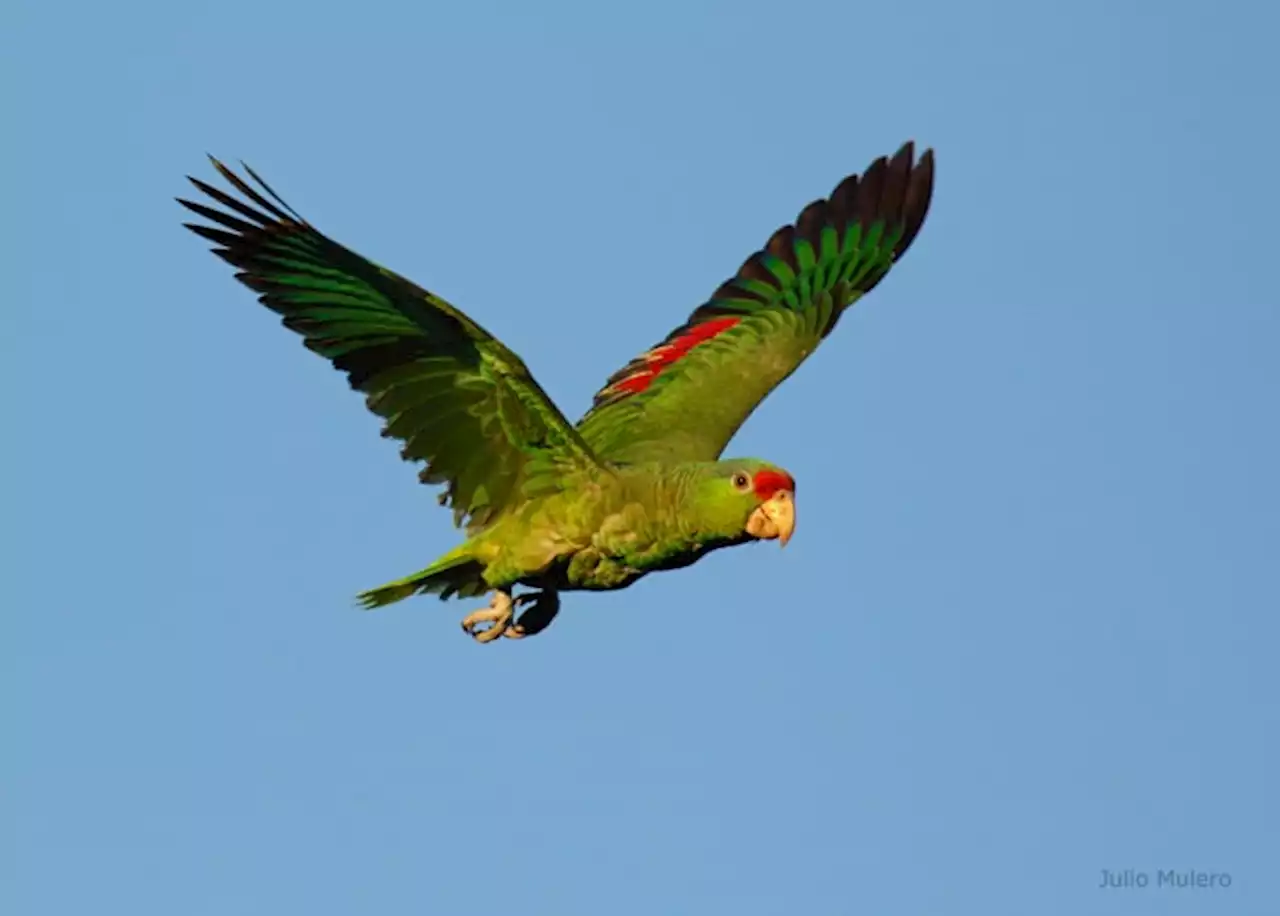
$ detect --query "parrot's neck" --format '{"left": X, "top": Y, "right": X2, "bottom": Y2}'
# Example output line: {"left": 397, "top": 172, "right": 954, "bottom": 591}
{"left": 618, "top": 462, "right": 755, "bottom": 559}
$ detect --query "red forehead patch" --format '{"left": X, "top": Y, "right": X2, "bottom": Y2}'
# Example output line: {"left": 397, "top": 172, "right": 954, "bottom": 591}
{"left": 752, "top": 469, "right": 795, "bottom": 499}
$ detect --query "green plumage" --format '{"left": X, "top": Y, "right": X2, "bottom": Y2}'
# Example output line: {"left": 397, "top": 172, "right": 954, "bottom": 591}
{"left": 179, "top": 162, "right": 599, "bottom": 534}
{"left": 578, "top": 142, "right": 933, "bottom": 464}
{"left": 179, "top": 143, "right": 935, "bottom": 642}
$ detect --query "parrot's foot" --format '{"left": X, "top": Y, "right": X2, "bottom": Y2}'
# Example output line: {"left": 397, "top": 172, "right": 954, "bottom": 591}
{"left": 460, "top": 592, "right": 513, "bottom": 644}
{"left": 503, "top": 590, "right": 561, "bottom": 639}
{"left": 459, "top": 590, "right": 561, "bottom": 643}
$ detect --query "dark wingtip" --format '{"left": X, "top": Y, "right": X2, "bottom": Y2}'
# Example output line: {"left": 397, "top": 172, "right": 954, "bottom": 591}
{"left": 187, "top": 155, "right": 303, "bottom": 225}
{"left": 893, "top": 143, "right": 935, "bottom": 256}
{"left": 205, "top": 155, "right": 232, "bottom": 182}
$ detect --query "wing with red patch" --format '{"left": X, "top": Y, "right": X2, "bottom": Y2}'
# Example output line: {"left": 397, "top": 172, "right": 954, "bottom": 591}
{"left": 576, "top": 142, "right": 935, "bottom": 465}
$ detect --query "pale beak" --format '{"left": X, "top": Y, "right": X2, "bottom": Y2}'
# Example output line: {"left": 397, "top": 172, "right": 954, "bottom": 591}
{"left": 745, "top": 489, "right": 796, "bottom": 547}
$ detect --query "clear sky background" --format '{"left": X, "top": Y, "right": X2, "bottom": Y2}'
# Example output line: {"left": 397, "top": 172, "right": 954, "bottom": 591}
{"left": 5, "top": 1, "right": 1278, "bottom": 913}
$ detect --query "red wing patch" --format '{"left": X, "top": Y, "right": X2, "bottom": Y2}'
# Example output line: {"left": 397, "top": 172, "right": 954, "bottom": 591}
{"left": 604, "top": 316, "right": 741, "bottom": 397}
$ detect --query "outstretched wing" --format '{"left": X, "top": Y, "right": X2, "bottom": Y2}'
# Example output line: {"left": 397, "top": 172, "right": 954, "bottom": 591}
{"left": 179, "top": 158, "right": 604, "bottom": 531}
{"left": 577, "top": 142, "right": 934, "bottom": 465}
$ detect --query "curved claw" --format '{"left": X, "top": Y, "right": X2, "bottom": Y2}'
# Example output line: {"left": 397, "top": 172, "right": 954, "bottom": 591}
{"left": 460, "top": 592, "right": 513, "bottom": 644}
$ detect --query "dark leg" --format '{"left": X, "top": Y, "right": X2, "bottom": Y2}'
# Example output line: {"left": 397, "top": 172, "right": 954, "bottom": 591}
{"left": 503, "top": 590, "right": 561, "bottom": 639}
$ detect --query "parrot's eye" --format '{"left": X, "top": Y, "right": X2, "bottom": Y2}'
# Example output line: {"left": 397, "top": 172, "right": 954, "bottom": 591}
{"left": 732, "top": 472, "right": 751, "bottom": 491}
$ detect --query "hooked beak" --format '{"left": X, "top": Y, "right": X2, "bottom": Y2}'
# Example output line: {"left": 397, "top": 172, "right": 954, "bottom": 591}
{"left": 745, "top": 489, "right": 796, "bottom": 547}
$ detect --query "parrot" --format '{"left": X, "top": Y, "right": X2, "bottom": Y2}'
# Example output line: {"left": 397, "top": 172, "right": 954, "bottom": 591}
{"left": 178, "top": 141, "right": 934, "bottom": 643}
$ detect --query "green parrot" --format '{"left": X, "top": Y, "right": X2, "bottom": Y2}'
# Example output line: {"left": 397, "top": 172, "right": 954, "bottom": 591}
{"left": 179, "top": 141, "right": 934, "bottom": 643}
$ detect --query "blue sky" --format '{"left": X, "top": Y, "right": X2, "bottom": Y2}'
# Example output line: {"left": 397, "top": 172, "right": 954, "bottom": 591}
{"left": 6, "top": 0, "right": 1278, "bottom": 913}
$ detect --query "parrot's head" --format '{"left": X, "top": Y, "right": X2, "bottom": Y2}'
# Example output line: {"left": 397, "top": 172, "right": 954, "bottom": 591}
{"left": 693, "top": 459, "right": 796, "bottom": 547}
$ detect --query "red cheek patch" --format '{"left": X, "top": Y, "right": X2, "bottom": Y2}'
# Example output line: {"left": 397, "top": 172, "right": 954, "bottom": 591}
{"left": 752, "top": 469, "right": 795, "bottom": 499}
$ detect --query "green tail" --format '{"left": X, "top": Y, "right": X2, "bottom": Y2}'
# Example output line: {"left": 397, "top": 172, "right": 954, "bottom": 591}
{"left": 357, "top": 548, "right": 489, "bottom": 609}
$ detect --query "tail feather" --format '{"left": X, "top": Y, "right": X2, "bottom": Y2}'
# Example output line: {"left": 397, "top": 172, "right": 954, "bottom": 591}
{"left": 358, "top": 551, "right": 488, "bottom": 609}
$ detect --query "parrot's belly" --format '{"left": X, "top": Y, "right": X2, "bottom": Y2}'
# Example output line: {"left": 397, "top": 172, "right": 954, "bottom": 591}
{"left": 518, "top": 540, "right": 716, "bottom": 593}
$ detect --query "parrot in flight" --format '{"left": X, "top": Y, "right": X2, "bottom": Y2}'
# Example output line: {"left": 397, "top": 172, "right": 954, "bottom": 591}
{"left": 179, "top": 142, "right": 934, "bottom": 643}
